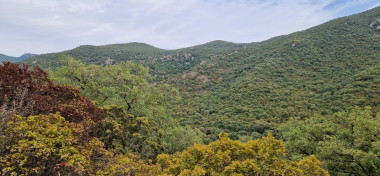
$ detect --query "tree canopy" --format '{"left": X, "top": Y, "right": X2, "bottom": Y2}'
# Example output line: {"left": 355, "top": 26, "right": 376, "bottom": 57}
{"left": 158, "top": 133, "right": 329, "bottom": 176}
{"left": 280, "top": 107, "right": 380, "bottom": 176}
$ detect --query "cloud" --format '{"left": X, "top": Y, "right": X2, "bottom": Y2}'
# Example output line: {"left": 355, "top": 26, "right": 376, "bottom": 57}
{"left": 0, "top": 0, "right": 378, "bottom": 56}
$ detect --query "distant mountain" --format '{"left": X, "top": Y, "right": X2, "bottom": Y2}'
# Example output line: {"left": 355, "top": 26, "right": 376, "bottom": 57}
{"left": 0, "top": 54, "right": 15, "bottom": 62}
{"left": 0, "top": 53, "right": 36, "bottom": 62}
{"left": 17, "top": 53, "right": 37, "bottom": 61}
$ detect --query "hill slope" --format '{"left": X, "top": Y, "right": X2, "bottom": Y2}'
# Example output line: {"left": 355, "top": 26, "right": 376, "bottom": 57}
{"left": 167, "top": 6, "right": 380, "bottom": 141}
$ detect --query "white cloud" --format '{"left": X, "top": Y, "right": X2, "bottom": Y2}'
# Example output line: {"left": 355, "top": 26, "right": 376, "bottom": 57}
{"left": 0, "top": 0, "right": 378, "bottom": 56}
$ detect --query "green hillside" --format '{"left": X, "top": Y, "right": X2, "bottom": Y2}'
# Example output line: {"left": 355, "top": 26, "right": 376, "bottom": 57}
{"left": 167, "top": 6, "right": 380, "bottom": 141}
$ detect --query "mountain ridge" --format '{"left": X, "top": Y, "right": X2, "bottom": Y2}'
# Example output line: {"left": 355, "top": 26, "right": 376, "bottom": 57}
{"left": 0, "top": 53, "right": 36, "bottom": 62}
{"left": 21, "top": 40, "right": 255, "bottom": 80}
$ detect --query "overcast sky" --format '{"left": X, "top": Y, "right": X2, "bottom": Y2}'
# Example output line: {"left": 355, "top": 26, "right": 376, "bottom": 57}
{"left": 1, "top": 0, "right": 379, "bottom": 56}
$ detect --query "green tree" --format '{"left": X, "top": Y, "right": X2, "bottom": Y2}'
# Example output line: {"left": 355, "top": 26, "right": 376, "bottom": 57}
{"left": 50, "top": 57, "right": 205, "bottom": 154}
{"left": 97, "top": 105, "right": 163, "bottom": 160}
{"left": 163, "top": 125, "right": 205, "bottom": 154}
{"left": 49, "top": 56, "right": 177, "bottom": 125}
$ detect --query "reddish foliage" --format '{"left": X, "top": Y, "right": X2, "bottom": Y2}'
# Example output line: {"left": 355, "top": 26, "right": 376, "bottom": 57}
{"left": 0, "top": 62, "right": 103, "bottom": 131}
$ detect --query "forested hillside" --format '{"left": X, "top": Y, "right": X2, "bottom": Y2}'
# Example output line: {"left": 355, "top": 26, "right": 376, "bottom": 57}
{"left": 3, "top": 5, "right": 379, "bottom": 176}
{"left": 168, "top": 6, "right": 380, "bottom": 142}
{"left": 23, "top": 40, "right": 252, "bottom": 81}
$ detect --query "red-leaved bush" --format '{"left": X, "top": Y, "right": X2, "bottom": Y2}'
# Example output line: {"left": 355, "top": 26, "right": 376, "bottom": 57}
{"left": 0, "top": 62, "right": 102, "bottom": 135}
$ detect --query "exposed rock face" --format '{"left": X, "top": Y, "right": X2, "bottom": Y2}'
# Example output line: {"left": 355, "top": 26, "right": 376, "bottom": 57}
{"left": 31, "top": 60, "right": 37, "bottom": 65}
{"left": 105, "top": 58, "right": 114, "bottom": 65}
{"left": 161, "top": 55, "right": 174, "bottom": 61}
{"left": 369, "top": 18, "right": 380, "bottom": 28}
{"left": 184, "top": 52, "right": 191, "bottom": 59}
{"left": 370, "top": 17, "right": 380, "bottom": 37}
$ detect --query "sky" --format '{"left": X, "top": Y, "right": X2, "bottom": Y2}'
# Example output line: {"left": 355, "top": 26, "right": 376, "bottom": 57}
{"left": 0, "top": 0, "right": 380, "bottom": 56}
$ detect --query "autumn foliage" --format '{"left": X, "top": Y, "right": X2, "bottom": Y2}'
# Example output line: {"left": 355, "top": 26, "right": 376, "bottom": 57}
{"left": 0, "top": 113, "right": 158, "bottom": 176}
{"left": 0, "top": 62, "right": 102, "bottom": 134}
{"left": 0, "top": 114, "right": 89, "bottom": 175}
{"left": 157, "top": 133, "right": 329, "bottom": 176}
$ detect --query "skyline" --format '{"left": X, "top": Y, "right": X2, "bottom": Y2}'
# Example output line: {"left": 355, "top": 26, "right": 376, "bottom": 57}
{"left": 1, "top": 0, "right": 380, "bottom": 56}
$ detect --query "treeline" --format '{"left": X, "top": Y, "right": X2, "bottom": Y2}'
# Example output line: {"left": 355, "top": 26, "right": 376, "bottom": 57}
{"left": 0, "top": 61, "right": 329, "bottom": 175}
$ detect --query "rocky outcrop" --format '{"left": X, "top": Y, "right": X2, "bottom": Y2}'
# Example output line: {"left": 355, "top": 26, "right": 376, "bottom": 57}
{"left": 370, "top": 17, "right": 380, "bottom": 37}
{"left": 184, "top": 52, "right": 192, "bottom": 59}
{"left": 105, "top": 58, "right": 114, "bottom": 65}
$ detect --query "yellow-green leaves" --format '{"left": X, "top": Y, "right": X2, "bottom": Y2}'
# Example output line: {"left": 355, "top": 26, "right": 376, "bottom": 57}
{"left": 97, "top": 105, "right": 164, "bottom": 160}
{"left": 158, "top": 133, "right": 329, "bottom": 176}
{"left": 0, "top": 114, "right": 86, "bottom": 175}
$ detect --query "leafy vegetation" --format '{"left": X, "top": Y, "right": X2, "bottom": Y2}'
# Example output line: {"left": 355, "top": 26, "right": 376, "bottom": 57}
{"left": 97, "top": 105, "right": 163, "bottom": 160}
{"left": 0, "top": 112, "right": 161, "bottom": 176}
{"left": 48, "top": 57, "right": 205, "bottom": 154}
{"left": 0, "top": 62, "right": 328, "bottom": 176}
{"left": 48, "top": 56, "right": 179, "bottom": 125}
{"left": 1, "top": 113, "right": 87, "bottom": 175}
{"left": 0, "top": 61, "right": 103, "bottom": 138}
{"left": 158, "top": 133, "right": 328, "bottom": 176}
{"left": 2, "top": 6, "right": 380, "bottom": 176}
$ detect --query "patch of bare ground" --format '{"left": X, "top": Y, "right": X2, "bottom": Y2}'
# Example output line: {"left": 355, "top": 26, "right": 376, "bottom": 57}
{"left": 208, "top": 62, "right": 217, "bottom": 66}
{"left": 197, "top": 75, "right": 209, "bottom": 84}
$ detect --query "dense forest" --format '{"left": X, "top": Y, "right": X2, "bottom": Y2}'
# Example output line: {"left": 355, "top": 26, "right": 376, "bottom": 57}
{"left": 1, "top": 5, "right": 379, "bottom": 176}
